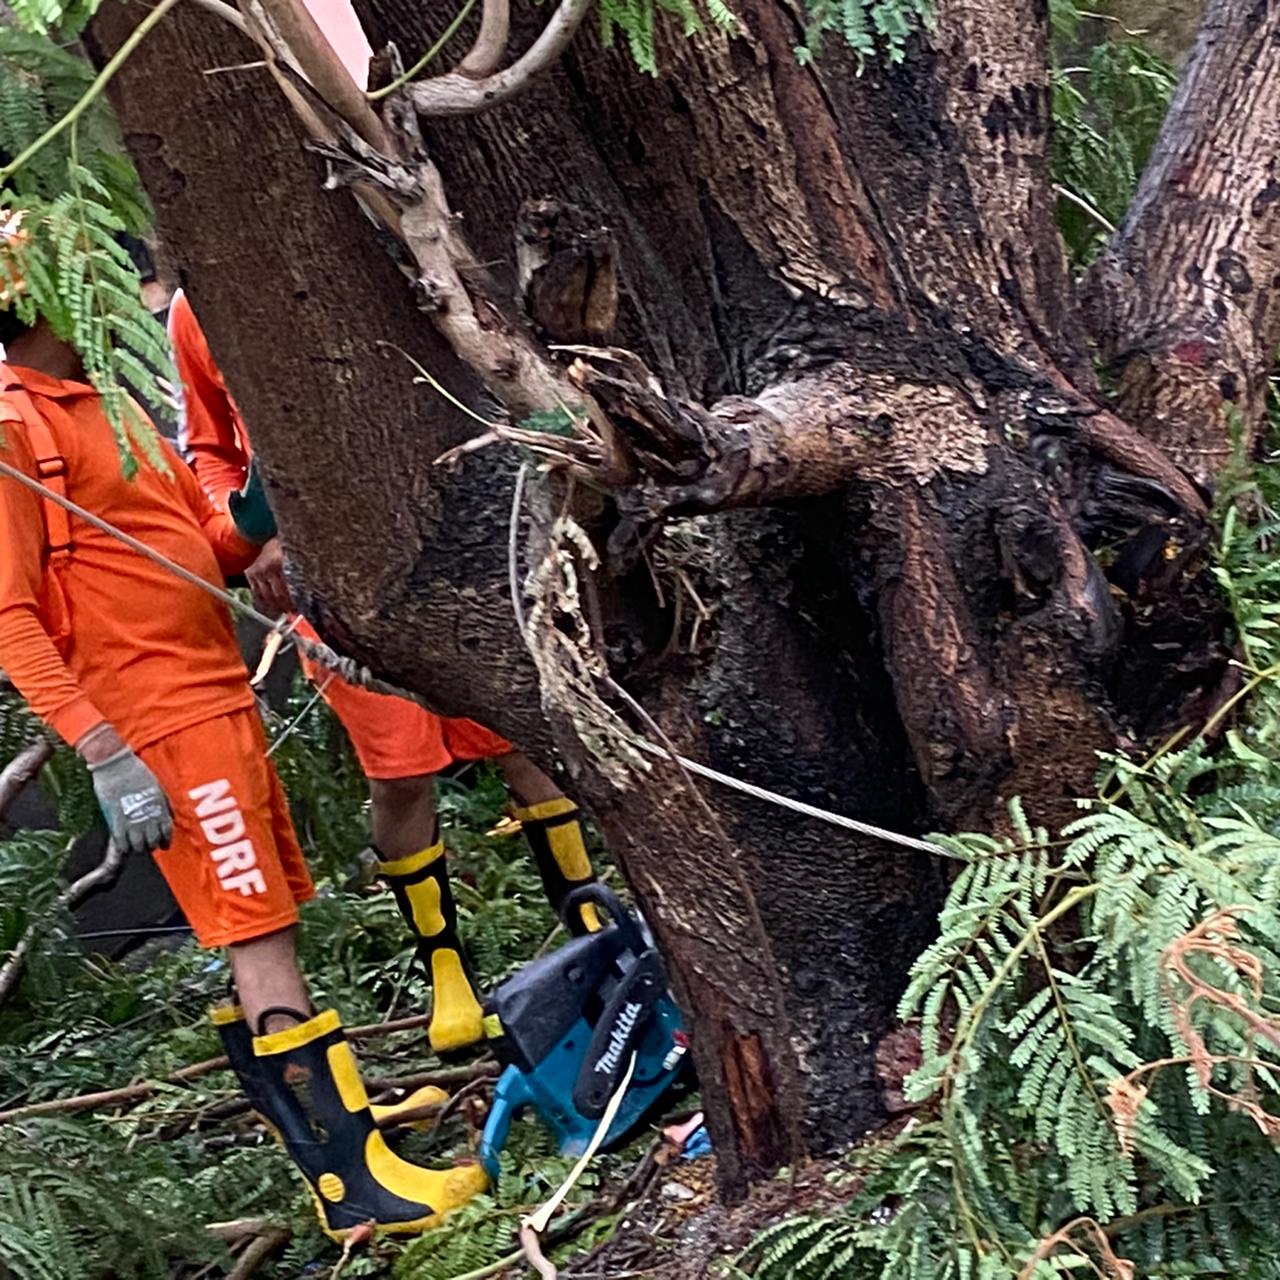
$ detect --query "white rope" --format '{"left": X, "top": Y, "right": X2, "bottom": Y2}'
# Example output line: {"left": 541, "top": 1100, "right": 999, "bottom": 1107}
{"left": 508, "top": 460, "right": 531, "bottom": 635}
{"left": 525, "top": 1050, "right": 637, "bottom": 1235}
{"left": 630, "top": 739, "right": 944, "bottom": 856}
{"left": 506, "top": 465, "right": 945, "bottom": 857}
{"left": 0, "top": 457, "right": 432, "bottom": 708}
{"left": 3, "top": 455, "right": 945, "bottom": 858}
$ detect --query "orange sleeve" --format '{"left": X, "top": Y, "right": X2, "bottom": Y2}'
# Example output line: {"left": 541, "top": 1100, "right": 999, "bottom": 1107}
{"left": 169, "top": 292, "right": 252, "bottom": 505}
{"left": 0, "top": 423, "right": 106, "bottom": 744}
{"left": 162, "top": 437, "right": 260, "bottom": 578}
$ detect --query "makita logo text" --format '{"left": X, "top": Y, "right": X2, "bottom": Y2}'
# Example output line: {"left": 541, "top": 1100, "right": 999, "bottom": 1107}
{"left": 189, "top": 779, "right": 267, "bottom": 896}
{"left": 594, "top": 1001, "right": 642, "bottom": 1075}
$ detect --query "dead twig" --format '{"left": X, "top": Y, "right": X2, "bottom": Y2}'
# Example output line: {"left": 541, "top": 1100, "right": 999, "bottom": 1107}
{"left": 520, "top": 1224, "right": 558, "bottom": 1280}
{"left": 190, "top": 0, "right": 250, "bottom": 35}
{"left": 0, "top": 740, "right": 54, "bottom": 820}
{"left": 366, "top": 1059, "right": 499, "bottom": 1099}
{"left": 408, "top": 0, "right": 592, "bottom": 117}
{"left": 1107, "top": 908, "right": 1280, "bottom": 1151}
{"left": 1019, "top": 1217, "right": 1133, "bottom": 1280}
{"left": 409, "top": 1069, "right": 493, "bottom": 1139}
{"left": 0, "top": 1014, "right": 485, "bottom": 1125}
{"left": 458, "top": 0, "right": 510, "bottom": 77}
{"left": 609, "top": 1137, "right": 663, "bottom": 1214}
{"left": 207, "top": 1219, "right": 292, "bottom": 1280}
{"left": 0, "top": 838, "right": 123, "bottom": 1007}
{"left": 329, "top": 1222, "right": 374, "bottom": 1278}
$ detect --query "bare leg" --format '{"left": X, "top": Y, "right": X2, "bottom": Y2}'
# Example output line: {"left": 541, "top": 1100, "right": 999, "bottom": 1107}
{"left": 369, "top": 773, "right": 437, "bottom": 859}
{"left": 229, "top": 926, "right": 312, "bottom": 1035}
{"left": 494, "top": 750, "right": 563, "bottom": 807}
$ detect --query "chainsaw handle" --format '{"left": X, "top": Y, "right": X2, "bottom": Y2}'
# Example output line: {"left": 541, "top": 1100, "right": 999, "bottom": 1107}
{"left": 479, "top": 1066, "right": 535, "bottom": 1178}
{"left": 564, "top": 884, "right": 644, "bottom": 953}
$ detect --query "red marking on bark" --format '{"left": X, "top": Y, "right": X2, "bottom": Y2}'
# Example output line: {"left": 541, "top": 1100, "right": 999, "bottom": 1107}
{"left": 1171, "top": 339, "right": 1212, "bottom": 366}
{"left": 722, "top": 1029, "right": 788, "bottom": 1177}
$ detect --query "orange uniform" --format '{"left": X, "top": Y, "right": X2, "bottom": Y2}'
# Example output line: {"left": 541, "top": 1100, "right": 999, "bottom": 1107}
{"left": 0, "top": 363, "right": 314, "bottom": 945}
{"left": 168, "top": 291, "right": 510, "bottom": 777}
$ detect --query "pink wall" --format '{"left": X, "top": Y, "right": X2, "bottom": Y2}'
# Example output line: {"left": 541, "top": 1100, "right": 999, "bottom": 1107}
{"left": 303, "top": 0, "right": 373, "bottom": 88}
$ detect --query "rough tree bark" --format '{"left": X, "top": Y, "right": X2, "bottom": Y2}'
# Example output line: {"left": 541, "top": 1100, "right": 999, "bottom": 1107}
{"left": 89, "top": 0, "right": 1278, "bottom": 1197}
{"left": 1086, "top": 0, "right": 1280, "bottom": 487}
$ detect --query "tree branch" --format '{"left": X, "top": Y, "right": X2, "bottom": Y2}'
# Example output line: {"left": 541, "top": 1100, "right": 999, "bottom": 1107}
{"left": 255, "top": 0, "right": 389, "bottom": 150}
{"left": 191, "top": 0, "right": 249, "bottom": 36}
{"left": 0, "top": 741, "right": 53, "bottom": 821}
{"left": 565, "top": 345, "right": 1209, "bottom": 530}
{"left": 457, "top": 0, "right": 509, "bottom": 78}
{"left": 0, "top": 1025, "right": 495, "bottom": 1124}
{"left": 0, "top": 839, "right": 123, "bottom": 1007}
{"left": 1085, "top": 0, "right": 1280, "bottom": 487}
{"left": 407, "top": 0, "right": 591, "bottom": 117}
{"left": 234, "top": 0, "right": 593, "bottom": 424}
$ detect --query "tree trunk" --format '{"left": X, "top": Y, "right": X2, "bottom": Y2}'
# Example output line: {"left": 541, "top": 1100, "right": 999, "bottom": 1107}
{"left": 90, "top": 0, "right": 1273, "bottom": 1197}
{"left": 1086, "top": 0, "right": 1280, "bottom": 488}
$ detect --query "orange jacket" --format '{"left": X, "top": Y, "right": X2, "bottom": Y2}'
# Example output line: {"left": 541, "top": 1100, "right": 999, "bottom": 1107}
{"left": 169, "top": 289, "right": 252, "bottom": 502}
{"left": 0, "top": 363, "right": 260, "bottom": 748}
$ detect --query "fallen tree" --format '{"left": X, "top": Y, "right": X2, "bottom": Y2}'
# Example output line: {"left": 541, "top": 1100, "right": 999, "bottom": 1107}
{"left": 85, "top": 0, "right": 1280, "bottom": 1198}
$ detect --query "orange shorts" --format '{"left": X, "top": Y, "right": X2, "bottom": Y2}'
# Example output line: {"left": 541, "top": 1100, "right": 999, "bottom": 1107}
{"left": 140, "top": 709, "right": 315, "bottom": 948}
{"left": 292, "top": 620, "right": 511, "bottom": 779}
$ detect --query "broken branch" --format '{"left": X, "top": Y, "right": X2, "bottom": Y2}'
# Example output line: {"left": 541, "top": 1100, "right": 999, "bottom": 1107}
{"left": 208, "top": 1219, "right": 292, "bottom": 1280}
{"left": 458, "top": 0, "right": 510, "bottom": 78}
{"left": 0, "top": 839, "right": 123, "bottom": 1007}
{"left": 0, "top": 1014, "right": 489, "bottom": 1124}
{"left": 407, "top": 0, "right": 592, "bottom": 117}
{"left": 0, "top": 740, "right": 54, "bottom": 821}
{"left": 256, "top": 0, "right": 389, "bottom": 150}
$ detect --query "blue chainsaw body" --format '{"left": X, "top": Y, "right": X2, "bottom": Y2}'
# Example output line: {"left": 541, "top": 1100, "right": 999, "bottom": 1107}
{"left": 479, "top": 887, "right": 687, "bottom": 1175}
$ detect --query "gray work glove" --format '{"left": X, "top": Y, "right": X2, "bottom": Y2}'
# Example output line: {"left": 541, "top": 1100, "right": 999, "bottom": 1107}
{"left": 88, "top": 749, "right": 174, "bottom": 854}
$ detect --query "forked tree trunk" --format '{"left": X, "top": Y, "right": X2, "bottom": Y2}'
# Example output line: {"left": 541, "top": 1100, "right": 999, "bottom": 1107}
{"left": 90, "top": 0, "right": 1279, "bottom": 1197}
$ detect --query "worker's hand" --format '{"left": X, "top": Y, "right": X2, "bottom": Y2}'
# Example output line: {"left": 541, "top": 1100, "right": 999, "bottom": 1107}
{"left": 228, "top": 460, "right": 278, "bottom": 545}
{"left": 247, "top": 536, "right": 294, "bottom": 617}
{"left": 79, "top": 728, "right": 173, "bottom": 855}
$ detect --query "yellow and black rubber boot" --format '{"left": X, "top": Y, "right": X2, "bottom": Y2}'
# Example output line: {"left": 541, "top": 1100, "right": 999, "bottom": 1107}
{"left": 250, "top": 1009, "right": 487, "bottom": 1239}
{"left": 376, "top": 841, "right": 485, "bottom": 1055}
{"left": 211, "top": 1003, "right": 447, "bottom": 1130}
{"left": 512, "top": 797, "right": 602, "bottom": 934}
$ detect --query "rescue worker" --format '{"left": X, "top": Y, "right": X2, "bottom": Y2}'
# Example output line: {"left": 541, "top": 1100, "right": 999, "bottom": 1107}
{"left": 168, "top": 290, "right": 603, "bottom": 1056}
{"left": 0, "top": 297, "right": 487, "bottom": 1237}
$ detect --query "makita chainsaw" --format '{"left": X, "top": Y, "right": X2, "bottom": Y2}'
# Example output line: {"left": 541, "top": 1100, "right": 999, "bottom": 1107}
{"left": 479, "top": 885, "right": 690, "bottom": 1173}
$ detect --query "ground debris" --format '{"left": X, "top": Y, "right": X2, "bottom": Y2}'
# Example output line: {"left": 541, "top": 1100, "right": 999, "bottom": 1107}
{"left": 566, "top": 1156, "right": 849, "bottom": 1279}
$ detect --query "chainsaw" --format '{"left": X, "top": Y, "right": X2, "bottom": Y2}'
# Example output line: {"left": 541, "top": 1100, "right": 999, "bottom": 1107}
{"left": 478, "top": 885, "right": 690, "bottom": 1174}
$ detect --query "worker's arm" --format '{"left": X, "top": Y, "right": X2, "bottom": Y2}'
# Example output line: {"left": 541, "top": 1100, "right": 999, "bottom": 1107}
{"left": 166, "top": 439, "right": 272, "bottom": 578}
{"left": 169, "top": 291, "right": 250, "bottom": 503}
{"left": 0, "top": 428, "right": 174, "bottom": 851}
{"left": 168, "top": 296, "right": 291, "bottom": 614}
{"left": 0, "top": 430, "right": 107, "bottom": 746}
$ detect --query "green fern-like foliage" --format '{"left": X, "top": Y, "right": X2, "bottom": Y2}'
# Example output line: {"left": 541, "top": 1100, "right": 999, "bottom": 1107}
{"left": 598, "top": 0, "right": 738, "bottom": 75}
{"left": 744, "top": 782, "right": 1280, "bottom": 1278}
{"left": 0, "top": 1123, "right": 247, "bottom": 1279}
{"left": 795, "top": 0, "right": 933, "bottom": 67}
{"left": 1049, "top": 0, "right": 1176, "bottom": 264}
{"left": 598, "top": 0, "right": 932, "bottom": 74}
{"left": 0, "top": 27, "right": 172, "bottom": 472}
{"left": 5, "top": 0, "right": 101, "bottom": 39}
